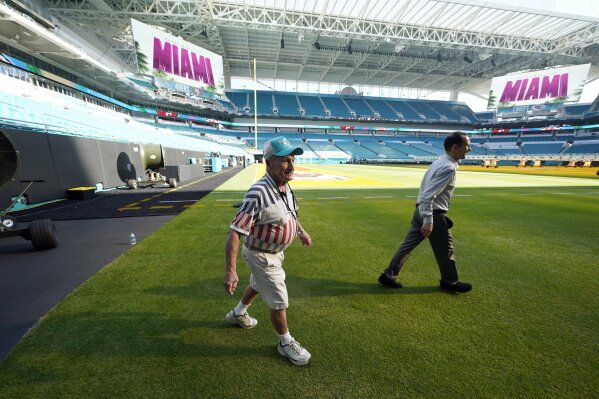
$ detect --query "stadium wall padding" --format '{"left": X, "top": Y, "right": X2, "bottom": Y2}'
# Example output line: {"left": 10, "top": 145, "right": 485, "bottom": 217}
{"left": 1, "top": 127, "right": 63, "bottom": 205}
{"left": 0, "top": 128, "right": 206, "bottom": 208}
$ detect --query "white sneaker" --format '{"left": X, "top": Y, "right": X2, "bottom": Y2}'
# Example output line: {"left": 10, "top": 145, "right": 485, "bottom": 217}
{"left": 278, "top": 338, "right": 311, "bottom": 366}
{"left": 225, "top": 310, "right": 258, "bottom": 329}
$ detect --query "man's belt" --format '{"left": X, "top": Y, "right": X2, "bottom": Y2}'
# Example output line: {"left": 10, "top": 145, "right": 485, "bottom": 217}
{"left": 415, "top": 204, "right": 447, "bottom": 214}
{"left": 244, "top": 244, "right": 279, "bottom": 254}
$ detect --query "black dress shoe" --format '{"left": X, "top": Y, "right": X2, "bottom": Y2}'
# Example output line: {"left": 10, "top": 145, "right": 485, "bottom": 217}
{"left": 378, "top": 273, "right": 403, "bottom": 288}
{"left": 439, "top": 280, "right": 472, "bottom": 293}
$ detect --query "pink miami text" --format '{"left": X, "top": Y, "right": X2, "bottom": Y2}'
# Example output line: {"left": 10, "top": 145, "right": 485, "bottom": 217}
{"left": 500, "top": 73, "right": 568, "bottom": 103}
{"left": 153, "top": 38, "right": 215, "bottom": 86}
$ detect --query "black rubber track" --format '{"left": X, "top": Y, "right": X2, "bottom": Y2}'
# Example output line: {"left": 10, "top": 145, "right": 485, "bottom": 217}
{"left": 10, "top": 167, "right": 241, "bottom": 221}
{"left": 0, "top": 166, "right": 243, "bottom": 361}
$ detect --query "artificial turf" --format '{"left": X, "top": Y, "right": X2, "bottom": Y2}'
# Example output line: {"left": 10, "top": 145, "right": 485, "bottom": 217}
{"left": 0, "top": 165, "right": 597, "bottom": 398}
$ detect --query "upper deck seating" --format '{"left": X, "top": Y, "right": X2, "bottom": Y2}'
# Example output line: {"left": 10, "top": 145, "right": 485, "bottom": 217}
{"left": 297, "top": 95, "right": 326, "bottom": 117}
{"left": 273, "top": 93, "right": 301, "bottom": 117}
{"left": 344, "top": 98, "right": 374, "bottom": 118}
{"left": 228, "top": 92, "right": 250, "bottom": 113}
{"left": 320, "top": 96, "right": 353, "bottom": 119}
{"left": 256, "top": 92, "right": 275, "bottom": 116}
{"left": 385, "top": 100, "right": 425, "bottom": 121}
{"left": 403, "top": 101, "right": 441, "bottom": 120}
{"left": 364, "top": 99, "right": 400, "bottom": 120}
{"left": 563, "top": 103, "right": 591, "bottom": 116}
{"left": 475, "top": 111, "right": 495, "bottom": 122}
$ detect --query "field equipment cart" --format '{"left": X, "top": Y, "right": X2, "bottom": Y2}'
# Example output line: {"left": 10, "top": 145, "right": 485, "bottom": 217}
{"left": 0, "top": 180, "right": 59, "bottom": 250}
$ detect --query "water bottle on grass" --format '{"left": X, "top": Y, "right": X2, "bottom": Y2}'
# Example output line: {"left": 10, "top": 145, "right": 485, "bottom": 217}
{"left": 129, "top": 233, "right": 137, "bottom": 245}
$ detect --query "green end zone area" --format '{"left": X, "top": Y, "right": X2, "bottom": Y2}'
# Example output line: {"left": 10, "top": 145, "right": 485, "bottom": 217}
{"left": 1, "top": 165, "right": 598, "bottom": 398}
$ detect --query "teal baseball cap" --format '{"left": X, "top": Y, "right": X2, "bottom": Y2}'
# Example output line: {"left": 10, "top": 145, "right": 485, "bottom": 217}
{"left": 263, "top": 137, "right": 304, "bottom": 159}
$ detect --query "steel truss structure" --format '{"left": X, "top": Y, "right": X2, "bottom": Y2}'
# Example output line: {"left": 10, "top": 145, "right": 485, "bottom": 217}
{"left": 3, "top": 0, "right": 599, "bottom": 97}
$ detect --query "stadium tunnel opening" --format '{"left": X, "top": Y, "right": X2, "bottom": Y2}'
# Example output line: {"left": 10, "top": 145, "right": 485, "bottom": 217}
{"left": 0, "top": 130, "right": 18, "bottom": 189}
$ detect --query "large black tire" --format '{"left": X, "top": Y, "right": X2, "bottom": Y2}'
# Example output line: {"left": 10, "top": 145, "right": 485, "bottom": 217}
{"left": 127, "top": 179, "right": 138, "bottom": 189}
{"left": 29, "top": 219, "right": 59, "bottom": 250}
{"left": 1, "top": 215, "right": 17, "bottom": 230}
{"left": 168, "top": 177, "right": 177, "bottom": 188}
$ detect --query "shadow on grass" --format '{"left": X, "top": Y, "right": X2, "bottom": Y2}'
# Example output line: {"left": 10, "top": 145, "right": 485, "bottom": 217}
{"left": 145, "top": 276, "right": 441, "bottom": 301}
{"left": 12, "top": 311, "right": 272, "bottom": 359}
{"left": 289, "top": 277, "right": 440, "bottom": 297}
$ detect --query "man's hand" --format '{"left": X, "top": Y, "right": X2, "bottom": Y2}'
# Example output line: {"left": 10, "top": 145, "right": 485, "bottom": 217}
{"left": 298, "top": 230, "right": 312, "bottom": 247}
{"left": 420, "top": 223, "right": 433, "bottom": 239}
{"left": 224, "top": 269, "right": 239, "bottom": 295}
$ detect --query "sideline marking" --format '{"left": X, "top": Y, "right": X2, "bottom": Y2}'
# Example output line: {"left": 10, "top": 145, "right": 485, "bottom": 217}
{"left": 118, "top": 170, "right": 234, "bottom": 211}
{"left": 317, "top": 196, "right": 349, "bottom": 200}
{"left": 364, "top": 196, "right": 392, "bottom": 199}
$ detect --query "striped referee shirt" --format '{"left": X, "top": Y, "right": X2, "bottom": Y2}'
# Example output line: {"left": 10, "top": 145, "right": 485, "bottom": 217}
{"left": 230, "top": 172, "right": 299, "bottom": 253}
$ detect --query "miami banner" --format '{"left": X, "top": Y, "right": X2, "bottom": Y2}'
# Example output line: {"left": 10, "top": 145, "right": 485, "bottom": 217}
{"left": 487, "top": 63, "right": 590, "bottom": 109}
{"left": 130, "top": 18, "right": 224, "bottom": 96}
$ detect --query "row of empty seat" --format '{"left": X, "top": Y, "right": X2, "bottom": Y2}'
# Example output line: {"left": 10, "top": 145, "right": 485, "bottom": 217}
{"left": 0, "top": 74, "right": 247, "bottom": 157}
{"left": 227, "top": 90, "right": 478, "bottom": 123}
{"left": 474, "top": 103, "right": 595, "bottom": 122}
{"left": 193, "top": 128, "right": 598, "bottom": 160}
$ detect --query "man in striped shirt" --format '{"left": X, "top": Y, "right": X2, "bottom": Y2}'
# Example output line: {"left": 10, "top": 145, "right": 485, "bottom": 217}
{"left": 378, "top": 131, "right": 473, "bottom": 293}
{"left": 224, "top": 137, "right": 313, "bottom": 366}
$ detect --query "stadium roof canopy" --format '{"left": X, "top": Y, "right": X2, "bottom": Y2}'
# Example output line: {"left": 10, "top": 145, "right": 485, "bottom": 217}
{"left": 3, "top": 0, "right": 599, "bottom": 98}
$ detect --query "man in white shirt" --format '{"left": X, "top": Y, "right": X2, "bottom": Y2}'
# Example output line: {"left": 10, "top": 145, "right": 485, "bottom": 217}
{"left": 378, "top": 131, "right": 473, "bottom": 293}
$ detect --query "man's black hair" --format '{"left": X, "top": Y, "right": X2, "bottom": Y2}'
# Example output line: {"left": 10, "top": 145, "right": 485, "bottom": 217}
{"left": 444, "top": 131, "right": 468, "bottom": 151}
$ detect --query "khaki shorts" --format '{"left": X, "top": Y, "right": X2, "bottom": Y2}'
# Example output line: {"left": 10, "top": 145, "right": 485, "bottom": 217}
{"left": 241, "top": 245, "right": 288, "bottom": 310}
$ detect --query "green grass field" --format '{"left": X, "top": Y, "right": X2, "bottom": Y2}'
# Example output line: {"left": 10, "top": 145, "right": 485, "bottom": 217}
{"left": 1, "top": 165, "right": 598, "bottom": 398}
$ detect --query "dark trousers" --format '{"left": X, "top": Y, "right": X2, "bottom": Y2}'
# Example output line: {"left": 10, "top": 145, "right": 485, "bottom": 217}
{"left": 385, "top": 207, "right": 459, "bottom": 283}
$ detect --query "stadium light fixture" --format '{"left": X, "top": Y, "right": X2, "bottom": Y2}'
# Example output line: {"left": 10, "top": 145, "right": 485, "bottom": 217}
{"left": 479, "top": 52, "right": 492, "bottom": 61}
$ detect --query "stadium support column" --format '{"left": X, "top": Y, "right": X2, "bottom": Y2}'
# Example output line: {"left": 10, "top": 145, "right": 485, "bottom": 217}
{"left": 254, "top": 58, "right": 258, "bottom": 150}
